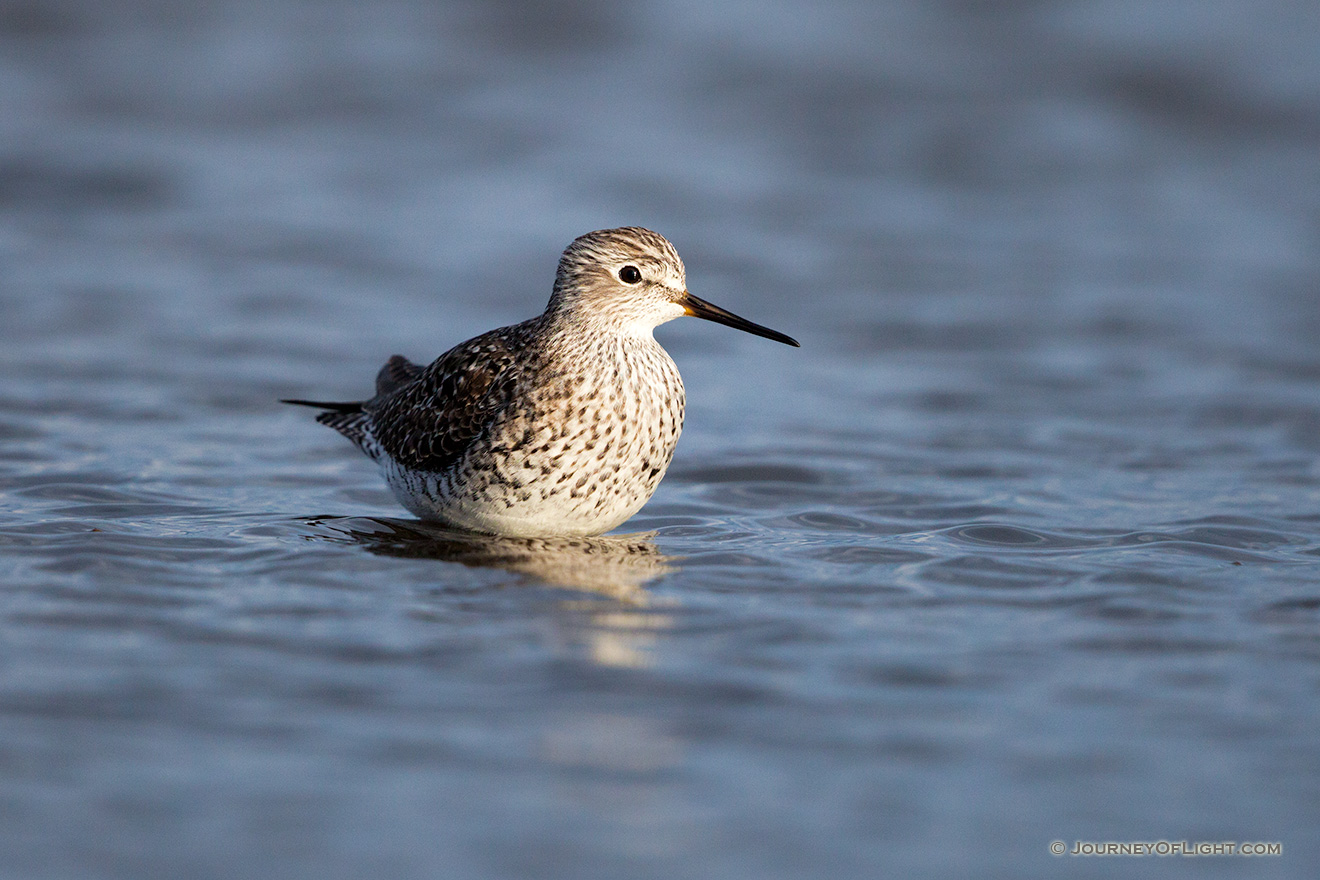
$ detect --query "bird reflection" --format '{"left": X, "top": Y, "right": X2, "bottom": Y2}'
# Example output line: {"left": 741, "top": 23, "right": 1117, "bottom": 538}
{"left": 303, "top": 516, "right": 676, "bottom": 601}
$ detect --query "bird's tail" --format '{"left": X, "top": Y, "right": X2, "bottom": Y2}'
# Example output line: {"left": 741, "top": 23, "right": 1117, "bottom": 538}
{"left": 280, "top": 398, "right": 363, "bottom": 413}
{"left": 282, "top": 398, "right": 376, "bottom": 457}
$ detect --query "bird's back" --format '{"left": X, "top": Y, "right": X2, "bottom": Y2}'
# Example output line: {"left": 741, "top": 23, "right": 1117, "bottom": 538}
{"left": 355, "top": 327, "right": 525, "bottom": 475}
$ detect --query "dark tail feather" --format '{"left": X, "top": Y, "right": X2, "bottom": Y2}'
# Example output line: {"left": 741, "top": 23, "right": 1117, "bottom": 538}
{"left": 283, "top": 398, "right": 375, "bottom": 455}
{"left": 280, "top": 398, "right": 364, "bottom": 413}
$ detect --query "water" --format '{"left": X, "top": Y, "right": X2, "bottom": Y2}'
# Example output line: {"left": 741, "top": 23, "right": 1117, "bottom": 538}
{"left": 3, "top": 1, "right": 1319, "bottom": 877}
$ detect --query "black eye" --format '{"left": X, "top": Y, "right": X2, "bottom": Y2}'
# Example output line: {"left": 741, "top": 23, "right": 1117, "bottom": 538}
{"left": 618, "top": 265, "right": 642, "bottom": 284}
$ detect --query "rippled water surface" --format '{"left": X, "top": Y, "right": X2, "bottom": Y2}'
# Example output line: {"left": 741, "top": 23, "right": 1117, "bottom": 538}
{"left": 3, "top": 1, "right": 1320, "bottom": 877}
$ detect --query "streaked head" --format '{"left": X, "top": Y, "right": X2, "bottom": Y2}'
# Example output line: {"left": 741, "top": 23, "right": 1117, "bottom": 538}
{"left": 547, "top": 227, "right": 799, "bottom": 346}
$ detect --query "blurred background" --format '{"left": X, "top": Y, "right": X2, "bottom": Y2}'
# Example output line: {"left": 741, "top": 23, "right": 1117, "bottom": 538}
{"left": 2, "top": 1, "right": 1318, "bottom": 878}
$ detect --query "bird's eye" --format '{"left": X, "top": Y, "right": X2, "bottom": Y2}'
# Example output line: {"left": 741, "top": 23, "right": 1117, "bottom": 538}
{"left": 618, "top": 265, "right": 642, "bottom": 284}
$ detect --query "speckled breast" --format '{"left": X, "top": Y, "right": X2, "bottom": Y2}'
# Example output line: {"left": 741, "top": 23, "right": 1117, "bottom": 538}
{"left": 384, "top": 336, "right": 685, "bottom": 537}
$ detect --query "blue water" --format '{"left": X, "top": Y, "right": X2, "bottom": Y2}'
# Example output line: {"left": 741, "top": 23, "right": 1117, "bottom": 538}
{"left": 3, "top": 1, "right": 1319, "bottom": 877}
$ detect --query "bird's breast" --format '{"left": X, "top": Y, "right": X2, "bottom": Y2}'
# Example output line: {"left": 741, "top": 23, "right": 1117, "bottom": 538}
{"left": 490, "top": 337, "right": 684, "bottom": 499}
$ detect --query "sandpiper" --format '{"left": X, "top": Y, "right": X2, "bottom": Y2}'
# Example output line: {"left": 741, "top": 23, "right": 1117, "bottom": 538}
{"left": 284, "top": 227, "right": 799, "bottom": 537}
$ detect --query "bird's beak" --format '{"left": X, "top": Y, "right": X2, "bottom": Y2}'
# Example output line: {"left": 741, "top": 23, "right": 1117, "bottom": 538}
{"left": 680, "top": 292, "right": 800, "bottom": 347}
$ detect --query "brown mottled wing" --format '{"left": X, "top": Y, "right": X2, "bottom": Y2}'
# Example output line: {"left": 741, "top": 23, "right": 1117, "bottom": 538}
{"left": 364, "top": 330, "right": 522, "bottom": 474}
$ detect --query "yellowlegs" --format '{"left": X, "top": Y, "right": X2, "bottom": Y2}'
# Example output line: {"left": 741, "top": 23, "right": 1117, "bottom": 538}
{"left": 285, "top": 227, "right": 799, "bottom": 537}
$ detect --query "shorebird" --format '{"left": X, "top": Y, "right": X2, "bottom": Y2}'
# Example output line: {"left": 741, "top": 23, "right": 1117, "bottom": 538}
{"left": 284, "top": 227, "right": 798, "bottom": 537}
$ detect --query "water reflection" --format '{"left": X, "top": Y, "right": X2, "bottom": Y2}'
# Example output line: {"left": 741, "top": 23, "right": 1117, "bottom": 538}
{"left": 303, "top": 516, "right": 677, "bottom": 601}
{"left": 552, "top": 601, "right": 677, "bottom": 669}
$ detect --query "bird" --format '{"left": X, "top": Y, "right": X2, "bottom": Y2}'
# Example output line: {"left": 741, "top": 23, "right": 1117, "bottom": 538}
{"left": 284, "top": 227, "right": 799, "bottom": 537}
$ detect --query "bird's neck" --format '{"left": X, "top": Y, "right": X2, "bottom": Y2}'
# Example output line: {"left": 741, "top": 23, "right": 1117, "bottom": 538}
{"left": 537, "top": 308, "right": 659, "bottom": 347}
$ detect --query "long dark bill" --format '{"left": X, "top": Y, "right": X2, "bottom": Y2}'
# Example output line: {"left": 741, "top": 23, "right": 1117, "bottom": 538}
{"left": 681, "top": 293, "right": 800, "bottom": 347}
